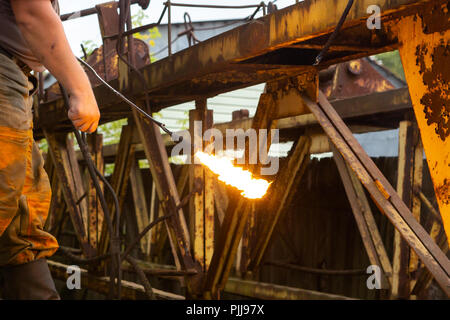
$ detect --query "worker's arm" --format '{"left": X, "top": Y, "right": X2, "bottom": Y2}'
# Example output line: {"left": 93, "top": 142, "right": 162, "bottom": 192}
{"left": 11, "top": 0, "right": 100, "bottom": 133}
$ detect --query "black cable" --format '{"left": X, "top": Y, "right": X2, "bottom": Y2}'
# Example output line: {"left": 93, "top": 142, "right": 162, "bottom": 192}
{"left": 313, "top": 0, "right": 354, "bottom": 65}
{"left": 76, "top": 57, "right": 182, "bottom": 142}
{"left": 59, "top": 84, "right": 122, "bottom": 300}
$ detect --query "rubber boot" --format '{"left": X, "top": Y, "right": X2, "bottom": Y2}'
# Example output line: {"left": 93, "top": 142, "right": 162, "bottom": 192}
{"left": 0, "top": 259, "right": 60, "bottom": 300}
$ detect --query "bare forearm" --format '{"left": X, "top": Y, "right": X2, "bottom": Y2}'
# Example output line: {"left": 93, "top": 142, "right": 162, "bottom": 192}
{"left": 11, "top": 0, "right": 100, "bottom": 133}
{"left": 11, "top": 0, "right": 90, "bottom": 96}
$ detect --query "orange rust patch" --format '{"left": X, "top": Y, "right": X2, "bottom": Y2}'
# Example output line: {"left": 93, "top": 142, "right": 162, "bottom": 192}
{"left": 416, "top": 41, "right": 450, "bottom": 141}
{"left": 435, "top": 178, "right": 450, "bottom": 205}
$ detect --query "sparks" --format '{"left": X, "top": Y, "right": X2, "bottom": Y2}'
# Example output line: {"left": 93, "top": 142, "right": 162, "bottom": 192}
{"left": 195, "top": 151, "right": 271, "bottom": 199}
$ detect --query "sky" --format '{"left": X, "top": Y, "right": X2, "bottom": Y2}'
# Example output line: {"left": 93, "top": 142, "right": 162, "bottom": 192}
{"left": 59, "top": 0, "right": 298, "bottom": 56}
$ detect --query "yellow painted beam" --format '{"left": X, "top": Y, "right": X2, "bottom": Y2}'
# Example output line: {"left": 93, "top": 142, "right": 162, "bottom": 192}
{"left": 397, "top": 5, "right": 450, "bottom": 245}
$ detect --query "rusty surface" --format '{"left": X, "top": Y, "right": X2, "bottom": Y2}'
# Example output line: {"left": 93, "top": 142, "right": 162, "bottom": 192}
{"left": 321, "top": 58, "right": 396, "bottom": 100}
{"left": 44, "top": 39, "right": 150, "bottom": 102}
{"left": 304, "top": 91, "right": 450, "bottom": 296}
{"left": 397, "top": 5, "right": 450, "bottom": 245}
{"left": 35, "top": 0, "right": 436, "bottom": 134}
{"left": 415, "top": 42, "right": 449, "bottom": 141}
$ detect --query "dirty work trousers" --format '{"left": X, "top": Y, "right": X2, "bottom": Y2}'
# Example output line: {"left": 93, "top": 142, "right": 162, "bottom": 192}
{"left": 0, "top": 53, "right": 58, "bottom": 267}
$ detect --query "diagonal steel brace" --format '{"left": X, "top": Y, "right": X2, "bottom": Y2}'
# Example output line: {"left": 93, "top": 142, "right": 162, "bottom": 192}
{"left": 303, "top": 91, "right": 450, "bottom": 296}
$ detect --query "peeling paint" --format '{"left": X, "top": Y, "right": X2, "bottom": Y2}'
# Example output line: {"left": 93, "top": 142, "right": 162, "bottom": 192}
{"left": 435, "top": 178, "right": 450, "bottom": 205}
{"left": 416, "top": 41, "right": 450, "bottom": 140}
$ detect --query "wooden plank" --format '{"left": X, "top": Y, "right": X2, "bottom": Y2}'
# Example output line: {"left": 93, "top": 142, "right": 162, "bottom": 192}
{"left": 410, "top": 124, "right": 424, "bottom": 289}
{"left": 247, "top": 135, "right": 311, "bottom": 272}
{"left": 44, "top": 131, "right": 95, "bottom": 257}
{"left": 44, "top": 153, "right": 63, "bottom": 233}
{"left": 96, "top": 2, "right": 119, "bottom": 82}
{"left": 129, "top": 156, "right": 150, "bottom": 252}
{"left": 225, "top": 278, "right": 356, "bottom": 300}
{"left": 132, "top": 108, "right": 200, "bottom": 295}
{"left": 98, "top": 124, "right": 136, "bottom": 255}
{"left": 189, "top": 100, "right": 215, "bottom": 272}
{"left": 347, "top": 161, "right": 393, "bottom": 286}
{"left": 149, "top": 166, "right": 189, "bottom": 262}
{"left": 412, "top": 220, "right": 449, "bottom": 296}
{"left": 333, "top": 145, "right": 392, "bottom": 288}
{"left": 412, "top": 193, "right": 448, "bottom": 296}
{"left": 204, "top": 92, "right": 277, "bottom": 298}
{"left": 148, "top": 181, "right": 158, "bottom": 256}
{"left": 214, "top": 180, "right": 228, "bottom": 226}
{"left": 392, "top": 120, "right": 417, "bottom": 298}
{"left": 86, "top": 133, "right": 105, "bottom": 249}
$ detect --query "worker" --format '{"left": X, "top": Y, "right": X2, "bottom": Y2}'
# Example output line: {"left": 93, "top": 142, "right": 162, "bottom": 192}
{"left": 0, "top": 0, "right": 100, "bottom": 299}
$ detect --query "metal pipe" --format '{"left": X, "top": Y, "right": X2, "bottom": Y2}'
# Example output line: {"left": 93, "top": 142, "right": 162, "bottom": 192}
{"left": 163, "top": 2, "right": 263, "bottom": 9}
{"left": 61, "top": 0, "right": 142, "bottom": 21}
{"left": 167, "top": 0, "right": 172, "bottom": 56}
{"left": 103, "top": 5, "right": 168, "bottom": 40}
{"left": 415, "top": 189, "right": 442, "bottom": 222}
{"left": 265, "top": 261, "right": 367, "bottom": 276}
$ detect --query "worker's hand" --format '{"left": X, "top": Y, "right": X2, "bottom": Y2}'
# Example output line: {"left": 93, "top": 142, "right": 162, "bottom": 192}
{"left": 68, "top": 89, "right": 100, "bottom": 133}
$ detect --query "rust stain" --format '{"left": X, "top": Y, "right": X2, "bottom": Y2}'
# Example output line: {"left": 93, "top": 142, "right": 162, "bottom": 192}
{"left": 416, "top": 40, "right": 450, "bottom": 141}
{"left": 419, "top": 2, "right": 450, "bottom": 35}
{"left": 435, "top": 178, "right": 450, "bottom": 205}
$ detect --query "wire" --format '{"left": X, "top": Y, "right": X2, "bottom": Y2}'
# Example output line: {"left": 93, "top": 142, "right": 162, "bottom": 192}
{"left": 76, "top": 57, "right": 182, "bottom": 142}
{"left": 59, "top": 84, "right": 122, "bottom": 300}
{"left": 313, "top": 0, "right": 354, "bottom": 65}
{"left": 152, "top": 2, "right": 266, "bottom": 56}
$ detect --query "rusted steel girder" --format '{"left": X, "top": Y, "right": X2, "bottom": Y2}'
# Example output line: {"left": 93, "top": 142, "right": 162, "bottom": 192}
{"left": 396, "top": 4, "right": 450, "bottom": 246}
{"left": 303, "top": 91, "right": 450, "bottom": 296}
{"left": 189, "top": 101, "right": 215, "bottom": 272}
{"left": 36, "top": 0, "right": 437, "bottom": 132}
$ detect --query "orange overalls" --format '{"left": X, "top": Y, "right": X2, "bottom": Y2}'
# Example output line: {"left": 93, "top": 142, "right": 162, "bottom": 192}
{"left": 0, "top": 53, "right": 58, "bottom": 266}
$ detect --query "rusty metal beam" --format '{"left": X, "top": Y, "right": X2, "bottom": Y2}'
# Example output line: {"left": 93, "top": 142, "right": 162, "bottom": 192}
{"left": 396, "top": 6, "right": 450, "bottom": 246}
{"left": 106, "top": 259, "right": 356, "bottom": 300}
{"left": 36, "top": 0, "right": 435, "bottom": 132}
{"left": 189, "top": 101, "right": 215, "bottom": 272}
{"left": 86, "top": 133, "right": 105, "bottom": 249}
{"left": 204, "top": 90, "right": 278, "bottom": 299}
{"left": 333, "top": 145, "right": 393, "bottom": 289}
{"left": 132, "top": 109, "right": 202, "bottom": 295}
{"left": 303, "top": 91, "right": 450, "bottom": 296}
{"left": 392, "top": 120, "right": 423, "bottom": 298}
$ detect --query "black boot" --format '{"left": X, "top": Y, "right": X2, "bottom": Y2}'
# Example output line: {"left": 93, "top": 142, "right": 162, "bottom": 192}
{"left": 0, "top": 259, "right": 60, "bottom": 300}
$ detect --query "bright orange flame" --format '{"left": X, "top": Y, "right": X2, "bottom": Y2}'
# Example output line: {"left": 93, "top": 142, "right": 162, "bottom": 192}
{"left": 195, "top": 151, "right": 271, "bottom": 199}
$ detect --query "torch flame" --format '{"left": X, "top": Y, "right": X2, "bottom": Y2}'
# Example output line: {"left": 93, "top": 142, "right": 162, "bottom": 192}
{"left": 195, "top": 151, "right": 271, "bottom": 199}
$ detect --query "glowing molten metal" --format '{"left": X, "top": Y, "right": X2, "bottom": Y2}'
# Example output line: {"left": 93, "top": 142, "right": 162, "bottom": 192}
{"left": 195, "top": 151, "right": 271, "bottom": 199}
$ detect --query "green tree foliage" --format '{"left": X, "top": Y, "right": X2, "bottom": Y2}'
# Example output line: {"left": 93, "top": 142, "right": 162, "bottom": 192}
{"left": 80, "top": 39, "right": 98, "bottom": 58}
{"left": 372, "top": 50, "right": 406, "bottom": 81}
{"left": 132, "top": 8, "right": 161, "bottom": 63}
